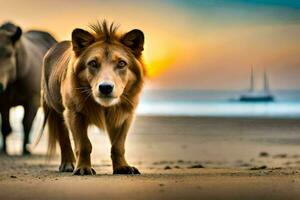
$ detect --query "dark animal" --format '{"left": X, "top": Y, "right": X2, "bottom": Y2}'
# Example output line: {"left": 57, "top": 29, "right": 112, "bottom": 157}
{"left": 0, "top": 22, "right": 57, "bottom": 155}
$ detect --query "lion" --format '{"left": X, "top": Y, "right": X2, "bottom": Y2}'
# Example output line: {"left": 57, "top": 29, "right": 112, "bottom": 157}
{"left": 41, "top": 21, "right": 146, "bottom": 175}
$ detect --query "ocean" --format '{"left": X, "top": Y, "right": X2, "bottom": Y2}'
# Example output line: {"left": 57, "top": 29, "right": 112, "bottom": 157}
{"left": 8, "top": 90, "right": 300, "bottom": 120}
{"left": 137, "top": 90, "right": 300, "bottom": 118}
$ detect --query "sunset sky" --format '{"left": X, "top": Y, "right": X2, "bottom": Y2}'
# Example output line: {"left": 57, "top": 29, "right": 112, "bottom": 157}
{"left": 1, "top": 0, "right": 300, "bottom": 90}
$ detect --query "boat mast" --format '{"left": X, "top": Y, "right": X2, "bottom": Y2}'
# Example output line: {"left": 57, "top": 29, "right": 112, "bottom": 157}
{"left": 263, "top": 68, "right": 270, "bottom": 92}
{"left": 249, "top": 67, "right": 254, "bottom": 92}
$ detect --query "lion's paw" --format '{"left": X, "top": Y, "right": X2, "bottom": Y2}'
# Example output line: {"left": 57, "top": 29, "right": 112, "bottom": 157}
{"left": 59, "top": 162, "right": 74, "bottom": 172}
{"left": 73, "top": 166, "right": 96, "bottom": 175}
{"left": 113, "top": 166, "right": 140, "bottom": 175}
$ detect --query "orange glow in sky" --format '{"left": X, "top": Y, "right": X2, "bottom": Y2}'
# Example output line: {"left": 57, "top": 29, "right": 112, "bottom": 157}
{"left": 143, "top": 38, "right": 182, "bottom": 78}
{"left": 1, "top": 0, "right": 300, "bottom": 89}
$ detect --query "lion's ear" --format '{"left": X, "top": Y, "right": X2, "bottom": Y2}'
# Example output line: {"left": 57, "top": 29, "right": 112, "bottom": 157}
{"left": 121, "top": 29, "right": 144, "bottom": 57}
{"left": 72, "top": 28, "right": 95, "bottom": 56}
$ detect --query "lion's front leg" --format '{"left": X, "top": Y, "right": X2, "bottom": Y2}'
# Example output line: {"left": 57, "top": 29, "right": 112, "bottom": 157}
{"left": 107, "top": 116, "right": 140, "bottom": 175}
{"left": 64, "top": 110, "right": 96, "bottom": 175}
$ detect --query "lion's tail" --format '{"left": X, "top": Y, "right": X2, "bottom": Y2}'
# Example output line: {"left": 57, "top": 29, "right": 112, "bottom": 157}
{"left": 31, "top": 97, "right": 58, "bottom": 158}
{"left": 30, "top": 101, "right": 49, "bottom": 152}
{"left": 46, "top": 106, "right": 60, "bottom": 157}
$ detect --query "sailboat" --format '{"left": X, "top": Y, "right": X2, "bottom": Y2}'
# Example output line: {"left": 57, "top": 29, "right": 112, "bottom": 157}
{"left": 239, "top": 67, "right": 275, "bottom": 102}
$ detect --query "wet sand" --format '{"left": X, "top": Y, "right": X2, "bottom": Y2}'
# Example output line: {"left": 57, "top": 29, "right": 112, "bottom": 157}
{"left": 1, "top": 116, "right": 300, "bottom": 199}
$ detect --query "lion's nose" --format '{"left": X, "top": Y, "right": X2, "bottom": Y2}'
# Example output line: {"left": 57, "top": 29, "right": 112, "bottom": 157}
{"left": 99, "top": 82, "right": 114, "bottom": 95}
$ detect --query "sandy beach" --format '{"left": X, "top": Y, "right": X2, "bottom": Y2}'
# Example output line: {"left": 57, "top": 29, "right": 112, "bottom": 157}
{"left": 1, "top": 116, "right": 300, "bottom": 199}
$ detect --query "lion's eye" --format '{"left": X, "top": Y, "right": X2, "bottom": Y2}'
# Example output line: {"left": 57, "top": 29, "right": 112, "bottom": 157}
{"left": 88, "top": 60, "right": 98, "bottom": 69}
{"left": 117, "top": 60, "right": 127, "bottom": 69}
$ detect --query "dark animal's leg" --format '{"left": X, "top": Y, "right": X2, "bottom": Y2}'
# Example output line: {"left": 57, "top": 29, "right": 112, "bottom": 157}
{"left": 48, "top": 110, "right": 75, "bottom": 172}
{"left": 107, "top": 115, "right": 140, "bottom": 175}
{"left": 0, "top": 108, "right": 12, "bottom": 155}
{"left": 22, "top": 104, "right": 38, "bottom": 155}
